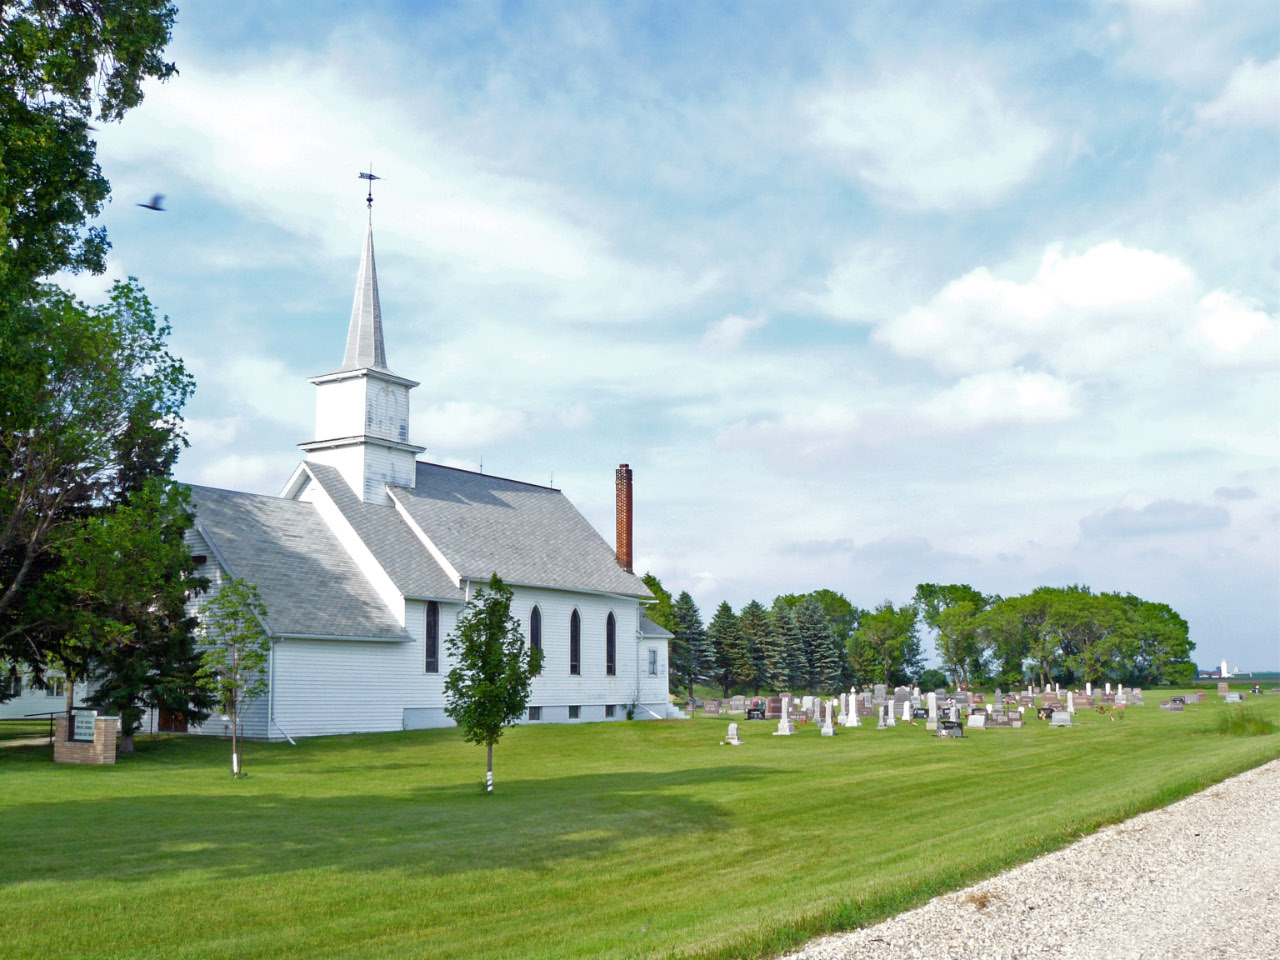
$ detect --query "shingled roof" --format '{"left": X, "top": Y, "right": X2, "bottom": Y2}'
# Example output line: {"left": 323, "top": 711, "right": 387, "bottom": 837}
{"left": 188, "top": 484, "right": 409, "bottom": 641}
{"left": 301, "top": 462, "right": 463, "bottom": 601}
{"left": 390, "top": 462, "right": 652, "bottom": 598}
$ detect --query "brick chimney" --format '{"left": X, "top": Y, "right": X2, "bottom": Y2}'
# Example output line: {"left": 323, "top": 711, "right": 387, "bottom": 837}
{"left": 615, "top": 463, "right": 633, "bottom": 573}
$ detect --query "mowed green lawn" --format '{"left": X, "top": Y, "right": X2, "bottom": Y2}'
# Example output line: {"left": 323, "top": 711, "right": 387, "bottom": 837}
{"left": 1, "top": 693, "right": 1277, "bottom": 960}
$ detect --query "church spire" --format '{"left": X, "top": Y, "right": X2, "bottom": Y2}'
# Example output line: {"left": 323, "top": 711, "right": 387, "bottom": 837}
{"left": 341, "top": 218, "right": 389, "bottom": 372}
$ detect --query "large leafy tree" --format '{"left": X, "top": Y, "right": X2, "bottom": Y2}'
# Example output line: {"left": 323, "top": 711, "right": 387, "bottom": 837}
{"left": 847, "top": 600, "right": 922, "bottom": 686}
{"left": 200, "top": 579, "right": 270, "bottom": 777}
{"left": 1113, "top": 593, "right": 1193, "bottom": 685}
{"left": 1, "top": 2, "right": 190, "bottom": 703}
{"left": 0, "top": 282, "right": 193, "bottom": 683}
{"left": 913, "top": 583, "right": 991, "bottom": 688}
{"left": 443, "top": 574, "right": 542, "bottom": 794}
{"left": 640, "top": 573, "right": 676, "bottom": 634}
{"left": 0, "top": 0, "right": 177, "bottom": 305}
{"left": 57, "top": 479, "right": 214, "bottom": 751}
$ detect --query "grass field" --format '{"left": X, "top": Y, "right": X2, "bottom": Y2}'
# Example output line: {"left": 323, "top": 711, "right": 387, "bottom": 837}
{"left": 0, "top": 718, "right": 54, "bottom": 742}
{"left": 1, "top": 691, "right": 1277, "bottom": 960}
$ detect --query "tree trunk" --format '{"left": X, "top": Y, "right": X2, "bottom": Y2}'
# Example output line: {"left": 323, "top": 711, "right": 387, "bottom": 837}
{"left": 486, "top": 741, "right": 493, "bottom": 794}
{"left": 120, "top": 733, "right": 135, "bottom": 754}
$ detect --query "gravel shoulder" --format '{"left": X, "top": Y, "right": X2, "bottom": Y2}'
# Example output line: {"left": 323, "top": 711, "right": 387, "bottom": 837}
{"left": 780, "top": 758, "right": 1280, "bottom": 960}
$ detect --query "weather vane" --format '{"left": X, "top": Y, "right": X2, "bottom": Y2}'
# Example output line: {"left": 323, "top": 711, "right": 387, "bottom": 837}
{"left": 359, "top": 165, "right": 381, "bottom": 210}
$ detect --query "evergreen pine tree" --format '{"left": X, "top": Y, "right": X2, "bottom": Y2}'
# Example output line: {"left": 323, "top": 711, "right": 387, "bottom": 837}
{"left": 796, "top": 597, "right": 841, "bottom": 693}
{"left": 771, "top": 604, "right": 809, "bottom": 693}
{"left": 707, "top": 601, "right": 745, "bottom": 696}
{"left": 738, "top": 600, "right": 772, "bottom": 694}
{"left": 672, "top": 592, "right": 710, "bottom": 698}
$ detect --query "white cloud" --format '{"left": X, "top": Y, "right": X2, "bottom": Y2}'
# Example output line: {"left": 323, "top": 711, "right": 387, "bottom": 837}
{"left": 1195, "top": 57, "right": 1280, "bottom": 129}
{"left": 923, "top": 369, "right": 1079, "bottom": 429}
{"left": 718, "top": 405, "right": 862, "bottom": 460}
{"left": 806, "top": 67, "right": 1053, "bottom": 211}
{"left": 414, "top": 401, "right": 529, "bottom": 450}
{"left": 702, "top": 314, "right": 766, "bottom": 350}
{"left": 872, "top": 240, "right": 1238, "bottom": 377}
{"left": 97, "top": 53, "right": 711, "bottom": 324}
{"left": 1195, "top": 290, "right": 1278, "bottom": 360}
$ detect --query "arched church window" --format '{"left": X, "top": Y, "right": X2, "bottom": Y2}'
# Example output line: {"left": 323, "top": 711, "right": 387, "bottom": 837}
{"left": 530, "top": 605, "right": 542, "bottom": 675}
{"left": 569, "top": 609, "right": 581, "bottom": 675}
{"left": 425, "top": 601, "right": 440, "bottom": 673}
{"left": 606, "top": 612, "right": 616, "bottom": 676}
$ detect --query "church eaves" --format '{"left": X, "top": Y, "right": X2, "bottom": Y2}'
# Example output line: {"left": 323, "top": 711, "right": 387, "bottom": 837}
{"left": 340, "top": 219, "right": 390, "bottom": 373}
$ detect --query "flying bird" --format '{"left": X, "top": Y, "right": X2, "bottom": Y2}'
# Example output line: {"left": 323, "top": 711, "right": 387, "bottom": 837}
{"left": 137, "top": 194, "right": 165, "bottom": 211}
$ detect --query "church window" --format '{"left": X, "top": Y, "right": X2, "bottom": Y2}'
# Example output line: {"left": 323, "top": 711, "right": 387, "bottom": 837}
{"left": 648, "top": 648, "right": 657, "bottom": 676}
{"left": 425, "top": 601, "right": 440, "bottom": 673}
{"left": 530, "top": 605, "right": 542, "bottom": 672}
{"left": 605, "top": 613, "right": 616, "bottom": 676}
{"left": 569, "top": 610, "right": 581, "bottom": 675}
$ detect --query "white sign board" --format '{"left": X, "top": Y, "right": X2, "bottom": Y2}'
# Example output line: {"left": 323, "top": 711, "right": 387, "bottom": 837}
{"left": 72, "top": 710, "right": 96, "bottom": 741}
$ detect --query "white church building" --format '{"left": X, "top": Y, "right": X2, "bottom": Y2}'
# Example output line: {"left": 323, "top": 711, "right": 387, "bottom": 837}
{"left": 181, "top": 213, "right": 675, "bottom": 741}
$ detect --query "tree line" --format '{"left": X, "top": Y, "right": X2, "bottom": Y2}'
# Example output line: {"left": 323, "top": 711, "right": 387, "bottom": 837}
{"left": 643, "top": 576, "right": 1195, "bottom": 698}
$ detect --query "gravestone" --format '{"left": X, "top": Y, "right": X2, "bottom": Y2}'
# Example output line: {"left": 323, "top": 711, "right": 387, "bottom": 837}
{"left": 725, "top": 722, "right": 741, "bottom": 746}
{"left": 821, "top": 700, "right": 835, "bottom": 737}
{"left": 1224, "top": 692, "right": 1243, "bottom": 703}
{"left": 912, "top": 707, "right": 929, "bottom": 719}
{"left": 968, "top": 712, "right": 986, "bottom": 729}
{"left": 937, "top": 719, "right": 964, "bottom": 738}
{"left": 902, "top": 699, "right": 912, "bottom": 722}
{"left": 1037, "top": 706, "right": 1053, "bottom": 720}
{"left": 1217, "top": 682, "right": 1230, "bottom": 696}
{"left": 1105, "top": 682, "right": 1112, "bottom": 695}
{"left": 729, "top": 696, "right": 746, "bottom": 713}
{"left": 926, "top": 692, "right": 938, "bottom": 731}
{"left": 1086, "top": 682, "right": 1092, "bottom": 696}
{"left": 877, "top": 704, "right": 888, "bottom": 729}
{"left": 765, "top": 696, "right": 783, "bottom": 720}
{"left": 1170, "top": 695, "right": 1185, "bottom": 705}
{"left": 1067, "top": 690, "right": 1075, "bottom": 714}
{"left": 874, "top": 683, "right": 887, "bottom": 701}
{"left": 1050, "top": 710, "right": 1072, "bottom": 727}
{"left": 703, "top": 699, "right": 721, "bottom": 716}
{"left": 774, "top": 696, "right": 794, "bottom": 736}
{"left": 949, "top": 703, "right": 959, "bottom": 722}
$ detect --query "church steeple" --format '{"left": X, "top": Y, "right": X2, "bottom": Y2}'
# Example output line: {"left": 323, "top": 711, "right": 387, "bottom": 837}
{"left": 340, "top": 219, "right": 390, "bottom": 373}
{"left": 298, "top": 178, "right": 424, "bottom": 505}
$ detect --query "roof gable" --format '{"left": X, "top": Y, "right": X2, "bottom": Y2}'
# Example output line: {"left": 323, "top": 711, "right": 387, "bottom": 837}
{"left": 301, "top": 462, "right": 462, "bottom": 601}
{"left": 392, "top": 462, "right": 652, "bottom": 599}
{"left": 187, "top": 484, "right": 409, "bottom": 641}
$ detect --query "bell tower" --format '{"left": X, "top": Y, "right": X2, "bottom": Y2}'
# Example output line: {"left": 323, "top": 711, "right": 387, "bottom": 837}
{"left": 299, "top": 175, "right": 424, "bottom": 503}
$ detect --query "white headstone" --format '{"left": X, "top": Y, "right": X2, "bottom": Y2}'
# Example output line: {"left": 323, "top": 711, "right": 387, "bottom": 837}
{"left": 1086, "top": 682, "right": 1092, "bottom": 696}
{"left": 1106, "top": 682, "right": 1112, "bottom": 695}
{"left": 949, "top": 703, "right": 958, "bottom": 722}
{"left": 821, "top": 700, "right": 835, "bottom": 736}
{"left": 774, "top": 696, "right": 793, "bottom": 736}
{"left": 902, "top": 700, "right": 911, "bottom": 722}
{"left": 1118, "top": 683, "right": 1124, "bottom": 695}
{"left": 726, "top": 722, "right": 741, "bottom": 745}
{"left": 1067, "top": 690, "right": 1075, "bottom": 714}
{"left": 968, "top": 712, "right": 986, "bottom": 729}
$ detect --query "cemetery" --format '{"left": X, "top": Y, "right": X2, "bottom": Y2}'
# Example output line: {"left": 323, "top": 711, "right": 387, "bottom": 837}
{"left": 1, "top": 685, "right": 1276, "bottom": 960}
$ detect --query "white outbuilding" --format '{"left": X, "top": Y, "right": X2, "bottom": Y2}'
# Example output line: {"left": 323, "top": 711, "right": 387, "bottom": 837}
{"left": 181, "top": 213, "right": 675, "bottom": 740}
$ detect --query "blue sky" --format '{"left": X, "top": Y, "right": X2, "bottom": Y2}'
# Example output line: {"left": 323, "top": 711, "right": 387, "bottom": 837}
{"left": 71, "top": 0, "right": 1278, "bottom": 670}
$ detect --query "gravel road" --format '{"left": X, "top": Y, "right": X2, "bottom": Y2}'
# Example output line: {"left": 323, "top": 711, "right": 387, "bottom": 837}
{"left": 780, "top": 758, "right": 1280, "bottom": 960}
